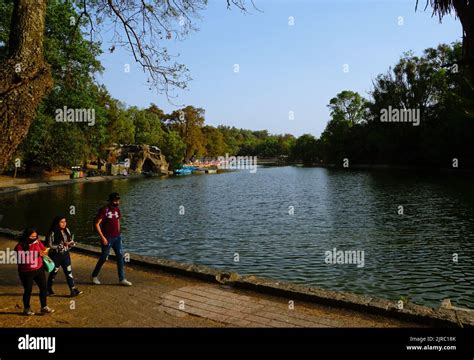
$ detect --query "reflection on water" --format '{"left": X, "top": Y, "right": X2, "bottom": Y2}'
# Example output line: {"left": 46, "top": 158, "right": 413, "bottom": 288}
{"left": 0, "top": 167, "right": 473, "bottom": 308}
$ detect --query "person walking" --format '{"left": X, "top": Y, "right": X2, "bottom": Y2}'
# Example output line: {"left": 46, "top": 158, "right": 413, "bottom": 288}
{"left": 45, "top": 216, "right": 83, "bottom": 297}
{"left": 91, "top": 192, "right": 132, "bottom": 286}
{"left": 15, "top": 227, "right": 55, "bottom": 315}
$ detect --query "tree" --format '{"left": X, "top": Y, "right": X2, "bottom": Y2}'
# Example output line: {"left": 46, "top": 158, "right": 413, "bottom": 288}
{"left": 327, "top": 90, "right": 367, "bottom": 126}
{"left": 0, "top": 0, "right": 52, "bottom": 172}
{"left": 0, "top": 0, "right": 254, "bottom": 172}
{"left": 102, "top": 97, "right": 135, "bottom": 146}
{"left": 203, "top": 125, "right": 227, "bottom": 157}
{"left": 291, "top": 134, "right": 319, "bottom": 165}
{"left": 218, "top": 126, "right": 242, "bottom": 155}
{"left": 127, "top": 107, "right": 165, "bottom": 146}
{"left": 319, "top": 117, "right": 352, "bottom": 164}
{"left": 15, "top": 1, "right": 105, "bottom": 171}
{"left": 161, "top": 130, "right": 186, "bottom": 170}
{"left": 317, "top": 43, "right": 474, "bottom": 168}
{"left": 278, "top": 134, "right": 296, "bottom": 156}
{"left": 319, "top": 91, "right": 368, "bottom": 163}
{"left": 417, "top": 0, "right": 474, "bottom": 82}
{"left": 165, "top": 106, "right": 206, "bottom": 159}
{"left": 254, "top": 137, "right": 284, "bottom": 157}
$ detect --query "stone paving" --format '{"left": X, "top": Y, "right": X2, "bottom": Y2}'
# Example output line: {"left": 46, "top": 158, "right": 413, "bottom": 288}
{"left": 0, "top": 238, "right": 422, "bottom": 328}
{"left": 160, "top": 285, "right": 349, "bottom": 327}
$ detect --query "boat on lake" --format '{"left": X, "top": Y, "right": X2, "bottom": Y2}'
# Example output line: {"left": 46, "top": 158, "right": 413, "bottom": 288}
{"left": 174, "top": 168, "right": 193, "bottom": 175}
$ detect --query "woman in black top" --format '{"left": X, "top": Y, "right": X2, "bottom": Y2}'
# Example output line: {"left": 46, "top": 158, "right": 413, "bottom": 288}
{"left": 45, "top": 216, "right": 83, "bottom": 297}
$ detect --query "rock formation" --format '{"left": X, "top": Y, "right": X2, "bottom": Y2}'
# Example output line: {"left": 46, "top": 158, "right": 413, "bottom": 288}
{"left": 106, "top": 144, "right": 169, "bottom": 175}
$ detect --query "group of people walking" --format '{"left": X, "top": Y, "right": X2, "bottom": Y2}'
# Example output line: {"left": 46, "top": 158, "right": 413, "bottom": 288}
{"left": 14, "top": 192, "right": 132, "bottom": 316}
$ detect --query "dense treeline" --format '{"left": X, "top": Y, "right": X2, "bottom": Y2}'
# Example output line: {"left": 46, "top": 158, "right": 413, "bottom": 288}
{"left": 292, "top": 43, "right": 474, "bottom": 169}
{"left": 1, "top": 2, "right": 472, "bottom": 173}
{"left": 0, "top": 1, "right": 295, "bottom": 171}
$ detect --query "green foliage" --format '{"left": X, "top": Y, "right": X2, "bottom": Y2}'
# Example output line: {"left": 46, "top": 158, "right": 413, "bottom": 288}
{"left": 291, "top": 134, "right": 319, "bottom": 165}
{"left": 13, "top": 1, "right": 106, "bottom": 170}
{"left": 101, "top": 95, "right": 135, "bottom": 146}
{"left": 202, "top": 126, "right": 227, "bottom": 157}
{"left": 328, "top": 90, "right": 367, "bottom": 126}
{"left": 161, "top": 130, "right": 186, "bottom": 169}
{"left": 5, "top": 1, "right": 471, "bottom": 173}
{"left": 166, "top": 106, "right": 207, "bottom": 159}
{"left": 0, "top": 0, "right": 13, "bottom": 60}
{"left": 218, "top": 126, "right": 243, "bottom": 155}
{"left": 21, "top": 108, "right": 86, "bottom": 170}
{"left": 313, "top": 42, "right": 474, "bottom": 168}
{"left": 127, "top": 106, "right": 165, "bottom": 146}
{"left": 254, "top": 137, "right": 282, "bottom": 158}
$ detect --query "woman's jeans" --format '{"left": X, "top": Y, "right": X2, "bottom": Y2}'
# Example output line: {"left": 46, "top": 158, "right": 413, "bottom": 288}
{"left": 47, "top": 251, "right": 76, "bottom": 291}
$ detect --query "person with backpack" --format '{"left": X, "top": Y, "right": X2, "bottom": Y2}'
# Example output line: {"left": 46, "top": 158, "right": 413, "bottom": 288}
{"left": 44, "top": 216, "right": 83, "bottom": 297}
{"left": 91, "top": 192, "right": 132, "bottom": 286}
{"left": 14, "top": 227, "right": 55, "bottom": 315}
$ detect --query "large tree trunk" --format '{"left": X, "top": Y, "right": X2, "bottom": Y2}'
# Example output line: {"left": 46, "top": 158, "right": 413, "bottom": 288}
{"left": 0, "top": 0, "right": 52, "bottom": 173}
{"left": 461, "top": 14, "right": 474, "bottom": 84}
{"left": 454, "top": 0, "right": 474, "bottom": 83}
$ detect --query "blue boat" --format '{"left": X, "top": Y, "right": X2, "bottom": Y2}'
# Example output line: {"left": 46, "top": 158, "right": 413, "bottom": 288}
{"left": 183, "top": 165, "right": 197, "bottom": 171}
{"left": 174, "top": 168, "right": 193, "bottom": 175}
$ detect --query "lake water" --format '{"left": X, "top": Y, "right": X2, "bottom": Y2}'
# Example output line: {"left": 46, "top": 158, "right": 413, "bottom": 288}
{"left": 1, "top": 166, "right": 473, "bottom": 308}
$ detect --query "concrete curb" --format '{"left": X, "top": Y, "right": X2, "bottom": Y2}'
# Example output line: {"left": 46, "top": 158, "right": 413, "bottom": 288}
{"left": 0, "top": 227, "right": 472, "bottom": 328}
{"left": 0, "top": 175, "right": 142, "bottom": 195}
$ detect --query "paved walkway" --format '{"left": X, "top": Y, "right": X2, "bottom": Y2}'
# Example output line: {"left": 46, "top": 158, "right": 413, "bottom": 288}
{"left": 0, "top": 238, "right": 422, "bottom": 328}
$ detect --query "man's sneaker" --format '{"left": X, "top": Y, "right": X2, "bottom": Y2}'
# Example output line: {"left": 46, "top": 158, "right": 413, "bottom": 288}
{"left": 23, "top": 308, "right": 35, "bottom": 316}
{"left": 91, "top": 276, "right": 101, "bottom": 285}
{"left": 119, "top": 279, "right": 132, "bottom": 286}
{"left": 70, "top": 288, "right": 83, "bottom": 297}
{"left": 46, "top": 289, "right": 55, "bottom": 296}
{"left": 41, "top": 306, "right": 55, "bottom": 314}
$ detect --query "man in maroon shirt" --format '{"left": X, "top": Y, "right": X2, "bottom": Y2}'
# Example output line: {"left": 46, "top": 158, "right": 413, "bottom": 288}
{"left": 91, "top": 192, "right": 132, "bottom": 286}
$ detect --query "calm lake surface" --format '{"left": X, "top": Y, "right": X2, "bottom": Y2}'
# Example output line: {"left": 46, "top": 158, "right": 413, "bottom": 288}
{"left": 1, "top": 166, "right": 473, "bottom": 308}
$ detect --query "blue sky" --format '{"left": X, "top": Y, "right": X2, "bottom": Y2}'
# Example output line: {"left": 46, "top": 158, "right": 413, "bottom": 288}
{"left": 97, "top": 0, "right": 462, "bottom": 137}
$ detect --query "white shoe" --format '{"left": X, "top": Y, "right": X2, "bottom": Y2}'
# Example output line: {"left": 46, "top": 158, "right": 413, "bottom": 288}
{"left": 41, "top": 306, "right": 55, "bottom": 314}
{"left": 91, "top": 276, "right": 101, "bottom": 285}
{"left": 119, "top": 279, "right": 132, "bottom": 286}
